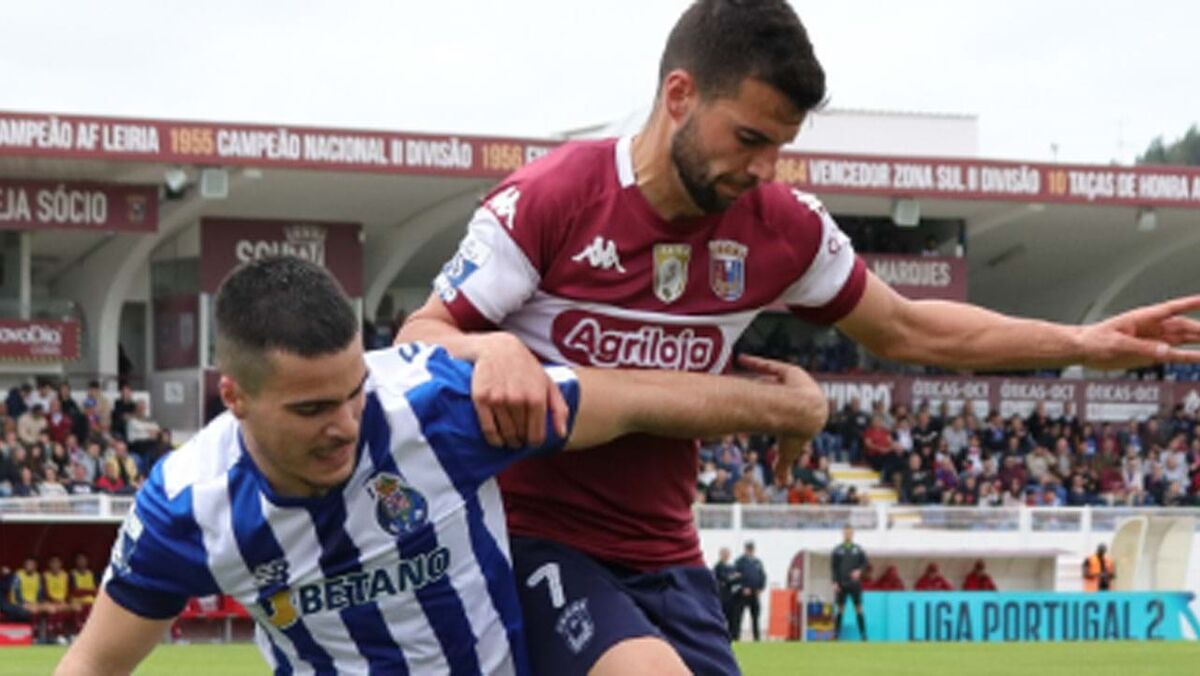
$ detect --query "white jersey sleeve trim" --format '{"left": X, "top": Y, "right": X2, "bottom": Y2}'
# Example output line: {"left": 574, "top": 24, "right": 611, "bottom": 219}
{"left": 778, "top": 193, "right": 858, "bottom": 308}
{"left": 434, "top": 207, "right": 541, "bottom": 325}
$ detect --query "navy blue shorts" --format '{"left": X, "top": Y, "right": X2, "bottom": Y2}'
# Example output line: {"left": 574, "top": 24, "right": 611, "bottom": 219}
{"left": 511, "top": 535, "right": 740, "bottom": 676}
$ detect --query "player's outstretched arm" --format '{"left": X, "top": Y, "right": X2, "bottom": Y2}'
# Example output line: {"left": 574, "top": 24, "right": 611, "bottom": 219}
{"left": 838, "top": 272, "right": 1200, "bottom": 371}
{"left": 55, "top": 588, "right": 172, "bottom": 676}
{"left": 398, "top": 292, "right": 569, "bottom": 449}
{"left": 565, "top": 355, "right": 828, "bottom": 450}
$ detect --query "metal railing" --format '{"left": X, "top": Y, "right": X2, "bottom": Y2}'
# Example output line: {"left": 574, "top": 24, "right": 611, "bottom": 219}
{"left": 3, "top": 495, "right": 1200, "bottom": 532}
{"left": 0, "top": 494, "right": 133, "bottom": 522}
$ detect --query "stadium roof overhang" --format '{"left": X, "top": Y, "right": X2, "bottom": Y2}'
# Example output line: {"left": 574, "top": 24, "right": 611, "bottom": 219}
{"left": 3, "top": 110, "right": 1200, "bottom": 329}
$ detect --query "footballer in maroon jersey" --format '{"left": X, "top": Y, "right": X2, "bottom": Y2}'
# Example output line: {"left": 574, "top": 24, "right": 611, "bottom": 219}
{"left": 401, "top": 2, "right": 1200, "bottom": 674}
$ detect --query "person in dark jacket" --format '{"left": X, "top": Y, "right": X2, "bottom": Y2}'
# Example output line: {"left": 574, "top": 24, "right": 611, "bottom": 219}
{"left": 831, "top": 525, "right": 869, "bottom": 640}
{"left": 732, "top": 541, "right": 766, "bottom": 641}
{"left": 712, "top": 547, "right": 741, "bottom": 639}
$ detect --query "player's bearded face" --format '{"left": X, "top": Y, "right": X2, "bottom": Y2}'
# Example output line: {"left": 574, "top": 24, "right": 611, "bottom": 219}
{"left": 670, "top": 113, "right": 741, "bottom": 214}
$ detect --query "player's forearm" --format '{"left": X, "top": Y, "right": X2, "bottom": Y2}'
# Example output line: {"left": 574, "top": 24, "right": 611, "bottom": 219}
{"left": 396, "top": 312, "right": 495, "bottom": 362}
{"left": 571, "top": 367, "right": 827, "bottom": 448}
{"left": 874, "top": 299, "right": 1085, "bottom": 370}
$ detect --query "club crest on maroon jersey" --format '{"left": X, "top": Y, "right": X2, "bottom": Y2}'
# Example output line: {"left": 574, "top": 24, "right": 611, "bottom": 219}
{"left": 652, "top": 243, "right": 691, "bottom": 304}
{"left": 708, "top": 239, "right": 748, "bottom": 302}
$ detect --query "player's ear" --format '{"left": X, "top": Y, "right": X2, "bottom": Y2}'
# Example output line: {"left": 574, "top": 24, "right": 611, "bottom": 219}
{"left": 219, "top": 375, "right": 248, "bottom": 419}
{"left": 661, "top": 69, "right": 698, "bottom": 124}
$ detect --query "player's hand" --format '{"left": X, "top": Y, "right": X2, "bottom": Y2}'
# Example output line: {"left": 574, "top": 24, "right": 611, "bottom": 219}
{"left": 736, "top": 354, "right": 829, "bottom": 438}
{"left": 774, "top": 435, "right": 806, "bottom": 487}
{"left": 1079, "top": 295, "right": 1200, "bottom": 370}
{"left": 850, "top": 570, "right": 861, "bottom": 581}
{"left": 472, "top": 333, "right": 569, "bottom": 448}
{"left": 832, "top": 582, "right": 840, "bottom": 593}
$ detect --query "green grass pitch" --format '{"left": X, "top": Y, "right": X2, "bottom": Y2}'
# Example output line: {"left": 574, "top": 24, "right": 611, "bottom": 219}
{"left": 2, "top": 641, "right": 1197, "bottom": 675}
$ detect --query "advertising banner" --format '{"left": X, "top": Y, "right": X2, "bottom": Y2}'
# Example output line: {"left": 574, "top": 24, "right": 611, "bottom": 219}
{"left": 860, "top": 591, "right": 1200, "bottom": 642}
{"left": 0, "top": 319, "right": 80, "bottom": 361}
{"left": 862, "top": 255, "right": 967, "bottom": 302}
{"left": 818, "top": 374, "right": 1198, "bottom": 423}
{"left": 200, "top": 218, "right": 363, "bottom": 295}
{"left": 0, "top": 179, "right": 157, "bottom": 232}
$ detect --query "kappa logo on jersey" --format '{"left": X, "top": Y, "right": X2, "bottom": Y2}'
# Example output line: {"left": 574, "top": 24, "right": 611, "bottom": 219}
{"left": 553, "top": 310, "right": 722, "bottom": 371}
{"left": 571, "top": 236, "right": 626, "bottom": 273}
{"left": 484, "top": 185, "right": 521, "bottom": 230}
{"left": 556, "top": 598, "right": 595, "bottom": 654}
{"left": 708, "top": 239, "right": 748, "bottom": 301}
{"left": 653, "top": 243, "right": 691, "bottom": 304}
{"left": 262, "top": 547, "right": 452, "bottom": 630}
{"left": 366, "top": 472, "right": 429, "bottom": 536}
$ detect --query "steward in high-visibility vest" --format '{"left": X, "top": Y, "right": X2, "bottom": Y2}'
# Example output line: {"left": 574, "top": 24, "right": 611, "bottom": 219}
{"left": 1083, "top": 543, "right": 1115, "bottom": 592}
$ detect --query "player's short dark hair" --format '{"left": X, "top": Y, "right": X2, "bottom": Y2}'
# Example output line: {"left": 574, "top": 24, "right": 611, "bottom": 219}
{"left": 214, "top": 257, "right": 357, "bottom": 393}
{"left": 659, "top": 0, "right": 826, "bottom": 112}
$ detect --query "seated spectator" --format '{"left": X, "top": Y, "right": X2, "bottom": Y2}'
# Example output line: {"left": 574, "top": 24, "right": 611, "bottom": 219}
{"left": 956, "top": 475, "right": 980, "bottom": 506}
{"left": 105, "top": 440, "right": 141, "bottom": 486}
{"left": 714, "top": 436, "right": 744, "bottom": 480}
{"left": 787, "top": 478, "right": 819, "bottom": 504}
{"left": 125, "top": 400, "right": 162, "bottom": 458}
{"left": 962, "top": 560, "right": 997, "bottom": 591}
{"left": 0, "top": 565, "right": 32, "bottom": 622}
{"left": 65, "top": 463, "right": 96, "bottom": 495}
{"left": 17, "top": 404, "right": 47, "bottom": 447}
{"left": 914, "top": 563, "right": 953, "bottom": 591}
{"left": 110, "top": 382, "right": 137, "bottom": 441}
{"left": 742, "top": 449, "right": 766, "bottom": 488}
{"left": 1163, "top": 453, "right": 1188, "bottom": 486}
{"left": 734, "top": 470, "right": 768, "bottom": 504}
{"left": 44, "top": 399, "right": 73, "bottom": 445}
{"left": 901, "top": 453, "right": 936, "bottom": 504}
{"left": 27, "top": 381, "right": 56, "bottom": 413}
{"left": 1066, "top": 473, "right": 1093, "bottom": 506}
{"left": 1001, "top": 476, "right": 1026, "bottom": 507}
{"left": 1162, "top": 481, "right": 1192, "bottom": 506}
{"left": 69, "top": 554, "right": 97, "bottom": 623}
{"left": 12, "top": 557, "right": 49, "bottom": 615}
{"left": 697, "top": 460, "right": 718, "bottom": 492}
{"left": 862, "top": 415, "right": 894, "bottom": 471}
{"left": 12, "top": 466, "right": 39, "bottom": 497}
{"left": 978, "top": 480, "right": 1002, "bottom": 507}
{"left": 997, "top": 455, "right": 1028, "bottom": 490}
{"left": 94, "top": 460, "right": 129, "bottom": 495}
{"left": 58, "top": 382, "right": 87, "bottom": 443}
{"left": 76, "top": 442, "right": 102, "bottom": 483}
{"left": 39, "top": 466, "right": 68, "bottom": 497}
{"left": 873, "top": 565, "right": 906, "bottom": 591}
{"left": 942, "top": 416, "right": 969, "bottom": 456}
{"left": 765, "top": 473, "right": 791, "bottom": 504}
{"left": 47, "top": 442, "right": 70, "bottom": 477}
{"left": 705, "top": 468, "right": 736, "bottom": 504}
{"left": 859, "top": 564, "right": 877, "bottom": 590}
{"left": 4, "top": 384, "right": 30, "bottom": 420}
{"left": 41, "top": 556, "right": 74, "bottom": 640}
{"left": 934, "top": 456, "right": 959, "bottom": 494}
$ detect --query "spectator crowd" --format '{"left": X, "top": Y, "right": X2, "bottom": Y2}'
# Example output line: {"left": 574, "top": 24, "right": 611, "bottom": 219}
{"left": 697, "top": 433, "right": 865, "bottom": 507}
{"left": 819, "top": 397, "right": 1200, "bottom": 508}
{"left": 0, "top": 379, "right": 173, "bottom": 500}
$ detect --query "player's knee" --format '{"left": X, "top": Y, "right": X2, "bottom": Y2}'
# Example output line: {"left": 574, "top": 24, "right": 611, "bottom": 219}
{"left": 589, "top": 636, "right": 691, "bottom": 676}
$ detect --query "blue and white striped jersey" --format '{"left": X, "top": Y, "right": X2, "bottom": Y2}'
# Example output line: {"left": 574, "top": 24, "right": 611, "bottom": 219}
{"left": 103, "top": 343, "right": 580, "bottom": 676}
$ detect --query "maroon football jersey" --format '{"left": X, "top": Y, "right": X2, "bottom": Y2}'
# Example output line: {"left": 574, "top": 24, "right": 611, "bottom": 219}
{"left": 434, "top": 137, "right": 866, "bottom": 569}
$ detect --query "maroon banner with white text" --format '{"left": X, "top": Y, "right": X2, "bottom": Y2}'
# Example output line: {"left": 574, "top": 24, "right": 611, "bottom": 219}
{"left": 200, "top": 218, "right": 363, "bottom": 295}
{"left": 862, "top": 254, "right": 967, "bottom": 301}
{"left": 5, "top": 111, "right": 1200, "bottom": 209}
{"left": 0, "top": 319, "right": 80, "bottom": 361}
{"left": 817, "top": 373, "right": 1200, "bottom": 423}
{"left": 0, "top": 179, "right": 157, "bottom": 232}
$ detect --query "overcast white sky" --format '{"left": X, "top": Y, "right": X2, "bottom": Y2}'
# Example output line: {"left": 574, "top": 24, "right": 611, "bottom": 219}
{"left": 3, "top": 1, "right": 1198, "bottom": 164}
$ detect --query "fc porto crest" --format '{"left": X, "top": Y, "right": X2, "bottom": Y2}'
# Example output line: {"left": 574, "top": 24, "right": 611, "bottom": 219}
{"left": 708, "top": 240, "right": 748, "bottom": 301}
{"left": 366, "top": 472, "right": 429, "bottom": 536}
{"left": 653, "top": 243, "right": 691, "bottom": 304}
